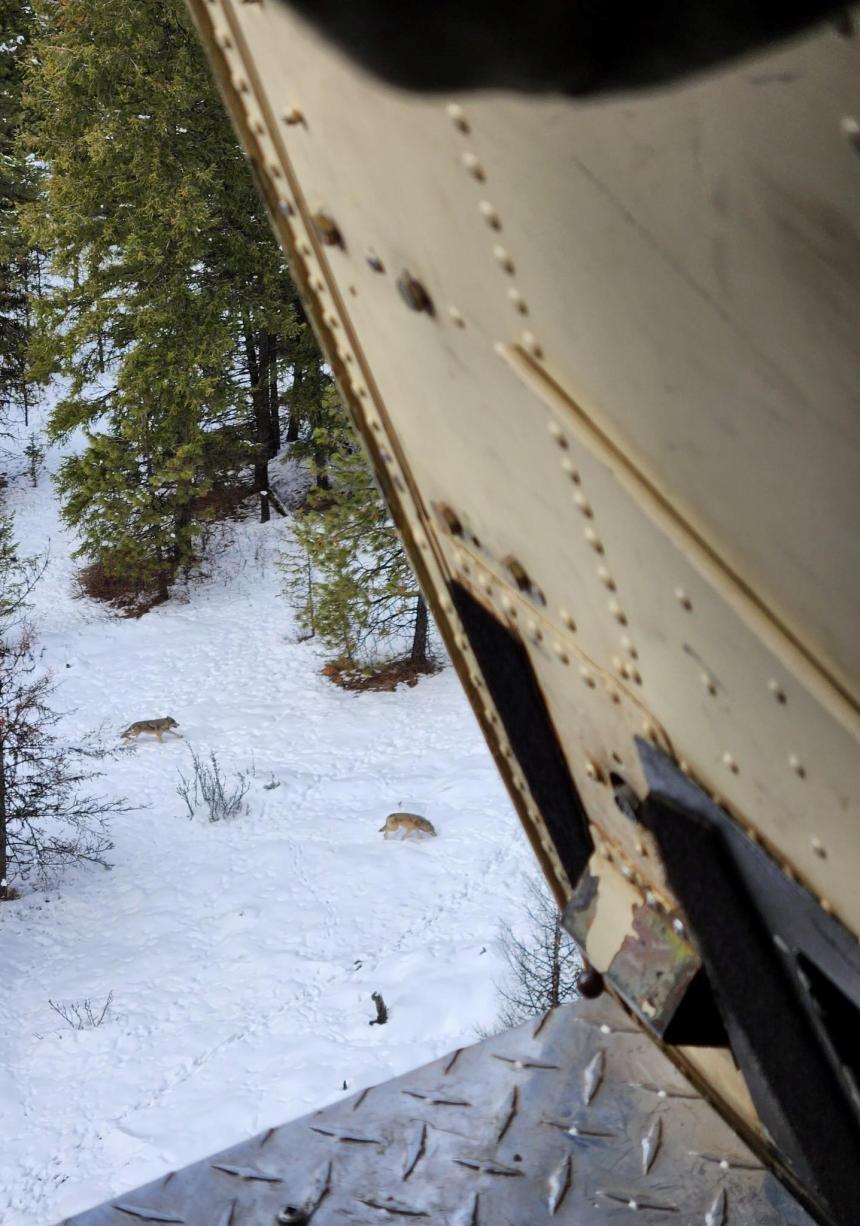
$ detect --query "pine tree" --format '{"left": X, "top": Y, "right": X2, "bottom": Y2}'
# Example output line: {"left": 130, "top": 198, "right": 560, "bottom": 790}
{"left": 0, "top": 511, "right": 124, "bottom": 898}
{"left": 0, "top": 0, "right": 40, "bottom": 433}
{"left": 22, "top": 0, "right": 313, "bottom": 590}
{"left": 285, "top": 391, "right": 432, "bottom": 671}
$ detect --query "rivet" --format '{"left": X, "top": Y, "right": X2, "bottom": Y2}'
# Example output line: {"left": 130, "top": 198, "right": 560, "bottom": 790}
{"left": 840, "top": 115, "right": 860, "bottom": 152}
{"left": 579, "top": 667, "right": 596, "bottom": 689}
{"left": 620, "top": 863, "right": 633, "bottom": 880}
{"left": 282, "top": 107, "right": 305, "bottom": 126}
{"left": 414, "top": 531, "right": 428, "bottom": 550}
{"left": 479, "top": 201, "right": 501, "bottom": 229}
{"left": 446, "top": 102, "right": 470, "bottom": 133}
{"left": 612, "top": 655, "right": 625, "bottom": 674}
{"left": 674, "top": 587, "right": 693, "bottom": 611}
{"left": 561, "top": 458, "right": 580, "bottom": 481}
{"left": 635, "top": 841, "right": 646, "bottom": 857}
{"left": 722, "top": 752, "right": 739, "bottom": 774}
{"left": 441, "top": 598, "right": 454, "bottom": 615}
{"left": 492, "top": 243, "right": 515, "bottom": 274}
{"left": 788, "top": 753, "right": 806, "bottom": 780}
{"left": 505, "top": 556, "right": 532, "bottom": 592}
{"left": 481, "top": 573, "right": 493, "bottom": 595}
{"left": 821, "top": 897, "right": 834, "bottom": 914}
{"left": 507, "top": 287, "right": 528, "bottom": 315}
{"left": 527, "top": 619, "right": 543, "bottom": 643}
{"left": 573, "top": 491, "right": 593, "bottom": 518}
{"left": 461, "top": 151, "right": 485, "bottom": 181}
{"left": 501, "top": 593, "right": 516, "bottom": 616}
{"left": 366, "top": 250, "right": 385, "bottom": 273}
{"left": 455, "top": 634, "right": 469, "bottom": 651}
{"left": 608, "top": 600, "right": 627, "bottom": 625}
{"left": 267, "top": 161, "right": 283, "bottom": 179}
{"left": 299, "top": 242, "right": 312, "bottom": 257}
{"left": 701, "top": 672, "right": 717, "bottom": 697}
{"left": 597, "top": 566, "right": 616, "bottom": 590}
{"left": 548, "top": 420, "right": 565, "bottom": 446}
{"left": 645, "top": 890, "right": 658, "bottom": 907}
{"left": 607, "top": 689, "right": 621, "bottom": 705}
{"left": 811, "top": 836, "right": 827, "bottom": 859}
{"left": 447, "top": 305, "right": 465, "bottom": 328}
{"left": 585, "top": 759, "right": 604, "bottom": 783}
{"left": 553, "top": 642, "right": 569, "bottom": 665}
{"left": 216, "top": 28, "right": 233, "bottom": 49}
{"left": 642, "top": 720, "right": 657, "bottom": 740}
{"left": 232, "top": 73, "right": 251, "bottom": 95}
{"left": 620, "top": 635, "right": 637, "bottom": 659}
{"left": 438, "top": 503, "right": 463, "bottom": 536}
{"left": 397, "top": 270, "right": 434, "bottom": 314}
{"left": 768, "top": 679, "right": 787, "bottom": 704}
{"left": 251, "top": 116, "right": 265, "bottom": 135}
{"left": 584, "top": 527, "right": 604, "bottom": 554}
{"left": 559, "top": 607, "right": 576, "bottom": 632}
{"left": 313, "top": 277, "right": 325, "bottom": 292}
{"left": 672, "top": 918, "right": 686, "bottom": 936}
{"left": 521, "top": 330, "right": 542, "bottom": 358}
{"left": 454, "top": 550, "right": 469, "bottom": 573}
{"left": 277, "top": 199, "right": 294, "bottom": 217}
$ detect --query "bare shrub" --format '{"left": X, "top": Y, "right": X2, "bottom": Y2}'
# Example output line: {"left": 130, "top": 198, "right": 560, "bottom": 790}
{"left": 177, "top": 748, "right": 251, "bottom": 823}
{"left": 491, "top": 876, "right": 582, "bottom": 1032}
{"left": 49, "top": 990, "right": 113, "bottom": 1030}
{"left": 76, "top": 561, "right": 171, "bottom": 618}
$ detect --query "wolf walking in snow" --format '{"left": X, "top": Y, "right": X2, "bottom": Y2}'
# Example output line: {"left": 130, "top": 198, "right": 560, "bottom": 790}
{"left": 379, "top": 812, "right": 436, "bottom": 837}
{"left": 120, "top": 716, "right": 181, "bottom": 743}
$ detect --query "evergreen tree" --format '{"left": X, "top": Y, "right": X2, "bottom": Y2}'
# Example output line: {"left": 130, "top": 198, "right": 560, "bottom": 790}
{"left": 0, "top": 511, "right": 124, "bottom": 898}
{"left": 285, "top": 391, "right": 432, "bottom": 670}
{"left": 22, "top": 0, "right": 314, "bottom": 590}
{"left": 0, "top": 0, "right": 40, "bottom": 433}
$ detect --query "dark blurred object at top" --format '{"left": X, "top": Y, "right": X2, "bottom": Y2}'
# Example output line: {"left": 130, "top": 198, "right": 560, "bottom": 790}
{"left": 281, "top": 0, "right": 850, "bottom": 95}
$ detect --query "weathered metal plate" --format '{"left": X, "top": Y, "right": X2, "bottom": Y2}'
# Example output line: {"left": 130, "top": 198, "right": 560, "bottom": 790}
{"left": 62, "top": 997, "right": 812, "bottom": 1225}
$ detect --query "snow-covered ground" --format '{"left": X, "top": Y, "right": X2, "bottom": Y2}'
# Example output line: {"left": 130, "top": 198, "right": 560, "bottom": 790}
{"left": 0, "top": 419, "right": 533, "bottom": 1224}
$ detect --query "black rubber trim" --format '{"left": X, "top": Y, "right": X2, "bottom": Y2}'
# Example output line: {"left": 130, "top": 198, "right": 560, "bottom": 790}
{"left": 451, "top": 583, "right": 593, "bottom": 885}
{"left": 638, "top": 739, "right": 860, "bottom": 1226}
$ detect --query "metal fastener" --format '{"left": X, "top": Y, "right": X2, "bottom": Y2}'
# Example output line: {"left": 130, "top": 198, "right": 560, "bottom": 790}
{"left": 313, "top": 213, "right": 342, "bottom": 247}
{"left": 437, "top": 503, "right": 462, "bottom": 536}
{"left": 366, "top": 250, "right": 385, "bottom": 273}
{"left": 445, "top": 102, "right": 469, "bottom": 133}
{"left": 397, "top": 270, "right": 434, "bottom": 315}
{"left": 479, "top": 201, "right": 501, "bottom": 229}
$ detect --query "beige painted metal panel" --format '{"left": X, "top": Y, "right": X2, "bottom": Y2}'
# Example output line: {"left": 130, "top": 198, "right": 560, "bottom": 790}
{"left": 188, "top": 0, "right": 860, "bottom": 1166}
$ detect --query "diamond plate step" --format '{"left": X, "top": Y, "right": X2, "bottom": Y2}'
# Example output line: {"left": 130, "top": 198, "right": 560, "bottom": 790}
{"left": 62, "top": 997, "right": 812, "bottom": 1225}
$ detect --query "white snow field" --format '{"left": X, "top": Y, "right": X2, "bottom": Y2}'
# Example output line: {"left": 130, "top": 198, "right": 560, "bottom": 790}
{"left": 0, "top": 423, "right": 533, "bottom": 1224}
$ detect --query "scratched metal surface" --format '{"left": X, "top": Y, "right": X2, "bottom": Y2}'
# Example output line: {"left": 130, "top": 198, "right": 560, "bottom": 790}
{"left": 62, "top": 997, "right": 813, "bottom": 1225}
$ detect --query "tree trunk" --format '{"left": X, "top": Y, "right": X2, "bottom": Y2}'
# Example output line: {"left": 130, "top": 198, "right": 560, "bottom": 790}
{"left": 266, "top": 332, "right": 281, "bottom": 457}
{"left": 0, "top": 728, "right": 7, "bottom": 900}
{"left": 242, "top": 317, "right": 272, "bottom": 523}
{"left": 410, "top": 594, "right": 429, "bottom": 666}
{"left": 550, "top": 911, "right": 563, "bottom": 1007}
{"left": 285, "top": 361, "right": 303, "bottom": 442}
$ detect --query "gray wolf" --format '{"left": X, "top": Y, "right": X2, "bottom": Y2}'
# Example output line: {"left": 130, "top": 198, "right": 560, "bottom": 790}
{"left": 120, "top": 717, "right": 181, "bottom": 743}
{"left": 379, "top": 812, "right": 436, "bottom": 837}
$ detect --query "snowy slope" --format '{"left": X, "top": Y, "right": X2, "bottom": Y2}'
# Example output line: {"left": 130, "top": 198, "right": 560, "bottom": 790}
{"left": 0, "top": 421, "right": 533, "bottom": 1224}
